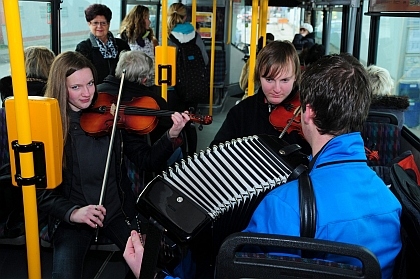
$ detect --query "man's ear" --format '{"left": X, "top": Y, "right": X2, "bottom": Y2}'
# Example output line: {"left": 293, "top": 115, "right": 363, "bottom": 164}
{"left": 303, "top": 104, "right": 315, "bottom": 123}
{"left": 141, "top": 77, "right": 147, "bottom": 85}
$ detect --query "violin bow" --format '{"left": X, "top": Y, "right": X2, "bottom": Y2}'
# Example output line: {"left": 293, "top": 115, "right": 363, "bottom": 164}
{"left": 94, "top": 70, "right": 126, "bottom": 242}
{"left": 279, "top": 105, "right": 301, "bottom": 139}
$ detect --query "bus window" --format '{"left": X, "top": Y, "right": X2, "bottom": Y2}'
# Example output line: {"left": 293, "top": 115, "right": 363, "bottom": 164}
{"left": 376, "top": 16, "right": 420, "bottom": 132}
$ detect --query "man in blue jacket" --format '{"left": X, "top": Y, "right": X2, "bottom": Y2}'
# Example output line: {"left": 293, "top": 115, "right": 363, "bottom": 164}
{"left": 123, "top": 53, "right": 402, "bottom": 279}
{"left": 244, "top": 53, "right": 402, "bottom": 279}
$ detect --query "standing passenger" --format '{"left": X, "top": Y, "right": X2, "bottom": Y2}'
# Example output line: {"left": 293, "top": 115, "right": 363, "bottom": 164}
{"left": 210, "top": 40, "right": 311, "bottom": 155}
{"left": 167, "top": 2, "right": 209, "bottom": 157}
{"left": 119, "top": 5, "right": 158, "bottom": 87}
{"left": 37, "top": 51, "right": 190, "bottom": 279}
{"left": 76, "top": 4, "right": 130, "bottom": 83}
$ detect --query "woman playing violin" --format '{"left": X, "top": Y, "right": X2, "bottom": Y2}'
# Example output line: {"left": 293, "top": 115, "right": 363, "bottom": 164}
{"left": 210, "top": 40, "right": 311, "bottom": 155}
{"left": 36, "top": 51, "right": 190, "bottom": 279}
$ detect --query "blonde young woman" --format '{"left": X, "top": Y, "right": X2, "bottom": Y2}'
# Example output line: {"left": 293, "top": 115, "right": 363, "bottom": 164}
{"left": 166, "top": 2, "right": 209, "bottom": 157}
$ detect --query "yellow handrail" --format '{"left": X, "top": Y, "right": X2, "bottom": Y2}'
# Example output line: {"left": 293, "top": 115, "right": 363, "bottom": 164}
{"left": 2, "top": 0, "right": 41, "bottom": 278}
{"left": 247, "top": 0, "right": 259, "bottom": 97}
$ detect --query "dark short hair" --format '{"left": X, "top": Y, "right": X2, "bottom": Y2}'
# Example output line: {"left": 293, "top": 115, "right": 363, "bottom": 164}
{"left": 84, "top": 4, "right": 112, "bottom": 22}
{"left": 300, "top": 53, "right": 371, "bottom": 135}
{"left": 305, "top": 44, "right": 325, "bottom": 66}
{"left": 257, "top": 33, "right": 275, "bottom": 51}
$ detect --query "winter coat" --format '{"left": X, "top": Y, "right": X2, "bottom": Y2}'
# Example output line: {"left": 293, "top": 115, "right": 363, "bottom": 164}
{"left": 244, "top": 132, "right": 402, "bottom": 279}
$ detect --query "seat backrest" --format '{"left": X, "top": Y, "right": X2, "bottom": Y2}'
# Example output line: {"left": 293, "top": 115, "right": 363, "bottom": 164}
{"left": 205, "top": 41, "right": 226, "bottom": 85}
{"left": 215, "top": 232, "right": 382, "bottom": 279}
{"left": 362, "top": 111, "right": 400, "bottom": 166}
{"left": 389, "top": 164, "right": 420, "bottom": 279}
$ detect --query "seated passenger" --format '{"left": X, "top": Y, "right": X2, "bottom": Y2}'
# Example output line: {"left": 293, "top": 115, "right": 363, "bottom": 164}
{"left": 123, "top": 57, "right": 402, "bottom": 279}
{"left": 367, "top": 65, "right": 409, "bottom": 130}
{"left": 36, "top": 51, "right": 190, "bottom": 279}
{"left": 97, "top": 50, "right": 177, "bottom": 193}
{"left": 292, "top": 23, "right": 315, "bottom": 51}
{"left": 210, "top": 40, "right": 311, "bottom": 156}
{"left": 244, "top": 53, "right": 402, "bottom": 279}
{"left": 239, "top": 33, "right": 275, "bottom": 100}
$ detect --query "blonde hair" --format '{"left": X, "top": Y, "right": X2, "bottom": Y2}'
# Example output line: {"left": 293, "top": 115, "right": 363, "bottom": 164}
{"left": 366, "top": 65, "right": 394, "bottom": 96}
{"left": 119, "top": 5, "right": 152, "bottom": 43}
{"left": 45, "top": 51, "right": 97, "bottom": 146}
{"left": 167, "top": 3, "right": 187, "bottom": 36}
{"left": 24, "top": 46, "right": 55, "bottom": 80}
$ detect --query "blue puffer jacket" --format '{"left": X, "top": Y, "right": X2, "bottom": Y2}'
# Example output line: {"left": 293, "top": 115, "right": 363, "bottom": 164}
{"left": 244, "top": 132, "right": 402, "bottom": 279}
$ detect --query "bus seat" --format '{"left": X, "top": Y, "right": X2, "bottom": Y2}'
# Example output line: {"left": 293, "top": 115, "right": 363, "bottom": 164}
{"left": 205, "top": 41, "right": 227, "bottom": 105}
{"left": 362, "top": 111, "right": 400, "bottom": 166}
{"left": 215, "top": 232, "right": 382, "bottom": 279}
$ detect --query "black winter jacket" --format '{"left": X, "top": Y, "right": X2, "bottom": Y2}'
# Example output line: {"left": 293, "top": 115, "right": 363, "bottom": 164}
{"left": 75, "top": 34, "right": 130, "bottom": 83}
{"left": 37, "top": 119, "right": 180, "bottom": 238}
{"left": 210, "top": 88, "right": 311, "bottom": 155}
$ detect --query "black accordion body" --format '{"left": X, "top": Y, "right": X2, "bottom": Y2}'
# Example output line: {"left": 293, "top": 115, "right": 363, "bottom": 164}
{"left": 136, "top": 134, "right": 308, "bottom": 251}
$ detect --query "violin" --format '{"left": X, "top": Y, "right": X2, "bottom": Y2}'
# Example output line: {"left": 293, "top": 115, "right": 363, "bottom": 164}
{"left": 269, "top": 92, "right": 304, "bottom": 138}
{"left": 80, "top": 92, "right": 212, "bottom": 136}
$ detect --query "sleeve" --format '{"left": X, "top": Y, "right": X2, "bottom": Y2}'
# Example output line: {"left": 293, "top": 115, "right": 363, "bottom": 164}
{"left": 243, "top": 191, "right": 301, "bottom": 237}
{"left": 75, "top": 40, "right": 91, "bottom": 60}
{"left": 195, "top": 33, "right": 209, "bottom": 65}
{"left": 36, "top": 187, "right": 79, "bottom": 224}
{"left": 122, "top": 130, "right": 180, "bottom": 172}
{"left": 292, "top": 34, "right": 304, "bottom": 50}
{"left": 210, "top": 105, "right": 242, "bottom": 147}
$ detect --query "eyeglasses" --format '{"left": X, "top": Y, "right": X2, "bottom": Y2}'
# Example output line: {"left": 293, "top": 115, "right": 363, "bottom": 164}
{"left": 90, "top": 21, "right": 108, "bottom": 27}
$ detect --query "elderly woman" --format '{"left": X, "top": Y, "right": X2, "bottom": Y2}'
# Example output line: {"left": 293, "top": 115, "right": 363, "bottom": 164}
{"left": 75, "top": 3, "right": 130, "bottom": 83}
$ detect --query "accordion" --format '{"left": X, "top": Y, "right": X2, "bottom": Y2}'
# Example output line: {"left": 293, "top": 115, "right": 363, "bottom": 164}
{"left": 136, "top": 134, "right": 308, "bottom": 249}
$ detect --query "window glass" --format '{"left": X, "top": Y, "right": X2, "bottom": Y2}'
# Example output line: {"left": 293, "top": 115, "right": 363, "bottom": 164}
{"left": 0, "top": 1, "right": 53, "bottom": 80}
{"left": 359, "top": 0, "right": 371, "bottom": 66}
{"left": 376, "top": 15, "right": 420, "bottom": 132}
{"left": 231, "top": 3, "right": 302, "bottom": 53}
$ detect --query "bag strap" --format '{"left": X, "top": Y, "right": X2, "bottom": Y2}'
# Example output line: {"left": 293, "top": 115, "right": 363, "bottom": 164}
{"left": 298, "top": 167, "right": 317, "bottom": 238}
{"left": 169, "top": 34, "right": 181, "bottom": 47}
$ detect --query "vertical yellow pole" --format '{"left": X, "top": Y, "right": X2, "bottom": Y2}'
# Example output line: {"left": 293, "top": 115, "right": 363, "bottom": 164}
{"left": 261, "top": 0, "right": 268, "bottom": 47}
{"left": 209, "top": 0, "right": 217, "bottom": 115}
{"left": 161, "top": 0, "right": 168, "bottom": 100}
{"left": 247, "top": 0, "right": 259, "bottom": 97}
{"left": 192, "top": 0, "right": 197, "bottom": 30}
{"left": 227, "top": 0, "right": 232, "bottom": 45}
{"left": 258, "top": 1, "right": 262, "bottom": 39}
{"left": 2, "top": 0, "right": 41, "bottom": 278}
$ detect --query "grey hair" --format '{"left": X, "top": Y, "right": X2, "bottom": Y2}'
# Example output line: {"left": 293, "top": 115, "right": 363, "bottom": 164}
{"left": 115, "top": 50, "right": 153, "bottom": 84}
{"left": 366, "top": 65, "right": 394, "bottom": 95}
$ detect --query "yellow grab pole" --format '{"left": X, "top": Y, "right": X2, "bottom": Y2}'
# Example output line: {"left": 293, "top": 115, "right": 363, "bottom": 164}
{"left": 227, "top": 0, "right": 232, "bottom": 45}
{"left": 261, "top": 0, "right": 268, "bottom": 47}
{"left": 248, "top": 0, "right": 259, "bottom": 97}
{"left": 161, "top": 0, "right": 168, "bottom": 100}
{"left": 3, "top": 0, "right": 41, "bottom": 278}
{"left": 209, "top": 0, "right": 217, "bottom": 115}
{"left": 192, "top": 0, "right": 197, "bottom": 29}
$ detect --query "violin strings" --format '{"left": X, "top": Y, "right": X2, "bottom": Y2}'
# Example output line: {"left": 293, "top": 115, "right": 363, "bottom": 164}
{"left": 123, "top": 105, "right": 173, "bottom": 117}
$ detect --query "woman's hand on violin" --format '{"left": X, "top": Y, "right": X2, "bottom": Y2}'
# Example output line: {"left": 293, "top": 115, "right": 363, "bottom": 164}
{"left": 168, "top": 111, "right": 190, "bottom": 138}
{"left": 70, "top": 204, "right": 106, "bottom": 228}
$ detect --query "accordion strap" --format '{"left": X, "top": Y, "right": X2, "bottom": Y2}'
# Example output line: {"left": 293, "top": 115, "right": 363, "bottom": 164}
{"left": 298, "top": 167, "right": 317, "bottom": 238}
{"left": 140, "top": 218, "right": 164, "bottom": 279}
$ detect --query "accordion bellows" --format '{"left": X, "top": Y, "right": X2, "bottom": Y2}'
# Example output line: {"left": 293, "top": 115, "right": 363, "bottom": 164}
{"left": 137, "top": 134, "right": 308, "bottom": 248}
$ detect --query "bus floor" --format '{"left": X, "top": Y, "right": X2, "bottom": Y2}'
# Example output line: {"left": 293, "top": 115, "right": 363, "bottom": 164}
{"left": 0, "top": 94, "right": 242, "bottom": 278}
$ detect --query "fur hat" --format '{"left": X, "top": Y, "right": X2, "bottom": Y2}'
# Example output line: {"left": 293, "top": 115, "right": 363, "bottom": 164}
{"left": 301, "top": 23, "right": 313, "bottom": 33}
